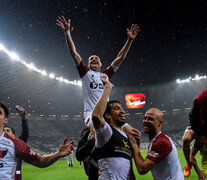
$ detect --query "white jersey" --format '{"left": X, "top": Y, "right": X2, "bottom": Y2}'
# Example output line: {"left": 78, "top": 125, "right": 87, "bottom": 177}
{"left": 0, "top": 132, "right": 38, "bottom": 180}
{"left": 77, "top": 61, "right": 117, "bottom": 126}
{"left": 147, "top": 132, "right": 184, "bottom": 180}
{"left": 95, "top": 123, "right": 131, "bottom": 180}
{"left": 68, "top": 151, "right": 74, "bottom": 163}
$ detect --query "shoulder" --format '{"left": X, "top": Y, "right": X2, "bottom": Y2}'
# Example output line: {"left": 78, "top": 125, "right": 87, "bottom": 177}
{"left": 102, "top": 63, "right": 117, "bottom": 79}
{"left": 147, "top": 133, "right": 173, "bottom": 163}
{"left": 4, "top": 133, "right": 39, "bottom": 163}
{"left": 77, "top": 61, "right": 90, "bottom": 78}
{"left": 153, "top": 133, "right": 172, "bottom": 149}
{"left": 5, "top": 133, "right": 27, "bottom": 148}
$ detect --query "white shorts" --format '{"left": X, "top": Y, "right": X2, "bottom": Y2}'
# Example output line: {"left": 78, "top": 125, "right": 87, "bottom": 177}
{"left": 184, "top": 126, "right": 194, "bottom": 133}
{"left": 84, "top": 112, "right": 92, "bottom": 127}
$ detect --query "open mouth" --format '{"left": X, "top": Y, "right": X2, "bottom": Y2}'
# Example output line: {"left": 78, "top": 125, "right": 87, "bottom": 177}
{"left": 119, "top": 114, "right": 125, "bottom": 120}
{"left": 143, "top": 123, "right": 152, "bottom": 129}
{"left": 90, "top": 66, "right": 97, "bottom": 70}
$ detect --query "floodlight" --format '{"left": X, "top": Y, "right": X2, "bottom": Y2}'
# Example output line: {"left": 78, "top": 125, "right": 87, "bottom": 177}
{"left": 49, "top": 73, "right": 55, "bottom": 79}
{"left": 41, "top": 70, "right": 47, "bottom": 76}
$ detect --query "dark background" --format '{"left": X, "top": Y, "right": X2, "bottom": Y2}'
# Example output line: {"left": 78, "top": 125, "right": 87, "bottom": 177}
{"left": 0, "top": 0, "right": 207, "bottom": 149}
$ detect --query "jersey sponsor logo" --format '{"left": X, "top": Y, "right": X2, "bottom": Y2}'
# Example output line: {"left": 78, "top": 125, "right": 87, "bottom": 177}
{"left": 0, "top": 163, "right": 3, "bottom": 168}
{"left": 89, "top": 74, "right": 105, "bottom": 90}
{"left": 89, "top": 82, "right": 104, "bottom": 90}
{"left": 0, "top": 150, "right": 8, "bottom": 158}
{"left": 90, "top": 82, "right": 98, "bottom": 89}
{"left": 122, "top": 140, "right": 130, "bottom": 149}
{"left": 148, "top": 150, "right": 159, "bottom": 158}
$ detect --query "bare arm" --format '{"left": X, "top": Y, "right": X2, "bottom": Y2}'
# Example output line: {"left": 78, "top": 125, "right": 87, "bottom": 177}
{"left": 56, "top": 16, "right": 82, "bottom": 65}
{"left": 129, "top": 133, "right": 156, "bottom": 175}
{"left": 92, "top": 78, "right": 114, "bottom": 129}
{"left": 112, "top": 24, "right": 140, "bottom": 68}
{"left": 190, "top": 146, "right": 207, "bottom": 180}
{"left": 30, "top": 137, "right": 74, "bottom": 168}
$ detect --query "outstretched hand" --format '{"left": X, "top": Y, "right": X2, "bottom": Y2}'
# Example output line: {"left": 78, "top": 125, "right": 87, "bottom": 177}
{"left": 127, "top": 24, "right": 140, "bottom": 40}
{"left": 58, "top": 137, "right": 74, "bottom": 157}
{"left": 19, "top": 107, "right": 27, "bottom": 120}
{"left": 56, "top": 16, "right": 71, "bottom": 32}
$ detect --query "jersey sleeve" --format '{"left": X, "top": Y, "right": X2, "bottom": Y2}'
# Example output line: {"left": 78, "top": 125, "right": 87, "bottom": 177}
{"left": 95, "top": 122, "right": 113, "bottom": 148}
{"left": 76, "top": 61, "right": 89, "bottom": 78}
{"left": 13, "top": 138, "right": 39, "bottom": 163}
{"left": 18, "top": 118, "right": 29, "bottom": 142}
{"left": 102, "top": 62, "right": 118, "bottom": 80}
{"left": 146, "top": 136, "right": 172, "bottom": 163}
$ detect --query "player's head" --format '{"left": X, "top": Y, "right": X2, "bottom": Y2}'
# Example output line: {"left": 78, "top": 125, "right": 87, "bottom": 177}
{"left": 88, "top": 55, "right": 102, "bottom": 72}
{"left": 0, "top": 102, "right": 9, "bottom": 129}
{"left": 189, "top": 89, "right": 207, "bottom": 135}
{"left": 104, "top": 100, "right": 126, "bottom": 127}
{"left": 143, "top": 108, "right": 163, "bottom": 136}
{"left": 4, "top": 125, "right": 15, "bottom": 137}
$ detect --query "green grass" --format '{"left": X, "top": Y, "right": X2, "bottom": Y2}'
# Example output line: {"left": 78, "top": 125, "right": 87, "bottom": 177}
{"left": 22, "top": 149, "right": 201, "bottom": 179}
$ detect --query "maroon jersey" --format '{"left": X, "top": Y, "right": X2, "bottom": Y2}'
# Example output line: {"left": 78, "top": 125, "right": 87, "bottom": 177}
{"left": 0, "top": 132, "right": 39, "bottom": 180}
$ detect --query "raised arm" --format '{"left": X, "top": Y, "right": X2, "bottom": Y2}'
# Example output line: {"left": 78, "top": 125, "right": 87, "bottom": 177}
{"left": 30, "top": 137, "right": 74, "bottom": 168}
{"left": 128, "top": 133, "right": 156, "bottom": 175}
{"left": 112, "top": 24, "right": 140, "bottom": 68}
{"left": 56, "top": 16, "right": 82, "bottom": 65}
{"left": 18, "top": 107, "right": 29, "bottom": 142}
{"left": 92, "top": 78, "right": 114, "bottom": 129}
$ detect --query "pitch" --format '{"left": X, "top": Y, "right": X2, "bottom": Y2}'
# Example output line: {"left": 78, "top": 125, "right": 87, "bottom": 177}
{"left": 22, "top": 149, "right": 201, "bottom": 179}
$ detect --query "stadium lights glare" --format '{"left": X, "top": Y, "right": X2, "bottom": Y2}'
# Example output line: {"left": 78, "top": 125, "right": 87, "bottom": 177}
{"left": 41, "top": 70, "right": 47, "bottom": 76}
{"left": 0, "top": 42, "right": 82, "bottom": 87}
{"left": 176, "top": 74, "right": 207, "bottom": 84}
{"left": 49, "top": 73, "right": 55, "bottom": 79}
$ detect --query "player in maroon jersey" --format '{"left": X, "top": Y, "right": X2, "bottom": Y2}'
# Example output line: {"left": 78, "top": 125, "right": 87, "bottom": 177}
{"left": 182, "top": 89, "right": 207, "bottom": 177}
{"left": 0, "top": 102, "right": 74, "bottom": 180}
{"left": 129, "top": 108, "right": 184, "bottom": 180}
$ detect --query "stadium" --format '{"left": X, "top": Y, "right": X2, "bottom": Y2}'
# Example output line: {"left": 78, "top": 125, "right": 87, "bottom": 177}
{"left": 1, "top": 0, "right": 207, "bottom": 179}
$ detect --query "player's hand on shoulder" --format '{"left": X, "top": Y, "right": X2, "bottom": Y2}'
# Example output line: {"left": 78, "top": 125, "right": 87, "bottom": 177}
{"left": 128, "top": 128, "right": 141, "bottom": 148}
{"left": 131, "top": 128, "right": 141, "bottom": 146}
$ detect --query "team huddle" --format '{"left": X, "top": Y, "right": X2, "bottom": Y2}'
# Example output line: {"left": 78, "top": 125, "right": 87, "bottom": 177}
{"left": 0, "top": 16, "right": 207, "bottom": 180}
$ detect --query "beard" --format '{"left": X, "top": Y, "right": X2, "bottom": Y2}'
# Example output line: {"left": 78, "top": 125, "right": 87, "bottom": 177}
{"left": 145, "top": 130, "right": 155, "bottom": 135}
{"left": 116, "top": 119, "right": 126, "bottom": 127}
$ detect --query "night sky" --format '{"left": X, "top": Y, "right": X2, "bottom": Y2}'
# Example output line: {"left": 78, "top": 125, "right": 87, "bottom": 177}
{"left": 1, "top": 0, "right": 207, "bottom": 87}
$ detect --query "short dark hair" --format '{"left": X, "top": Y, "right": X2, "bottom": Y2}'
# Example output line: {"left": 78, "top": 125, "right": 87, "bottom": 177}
{"left": 0, "top": 102, "right": 9, "bottom": 118}
{"left": 103, "top": 100, "right": 121, "bottom": 122}
{"left": 4, "top": 125, "right": 15, "bottom": 135}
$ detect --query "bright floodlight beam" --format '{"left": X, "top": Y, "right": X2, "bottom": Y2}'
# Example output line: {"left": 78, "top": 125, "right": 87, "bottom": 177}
{"left": 8, "top": 52, "right": 20, "bottom": 61}
{"left": 0, "top": 41, "right": 82, "bottom": 86}
{"left": 41, "top": 70, "right": 47, "bottom": 76}
{"left": 49, "top": 73, "right": 55, "bottom": 79}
